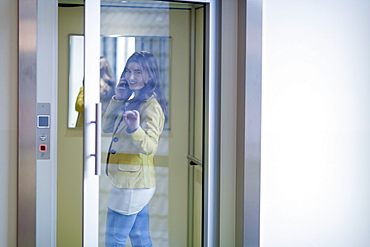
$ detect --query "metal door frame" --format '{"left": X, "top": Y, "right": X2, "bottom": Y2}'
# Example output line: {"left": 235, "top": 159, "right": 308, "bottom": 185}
{"left": 18, "top": 0, "right": 58, "bottom": 246}
{"left": 18, "top": 0, "right": 37, "bottom": 244}
{"left": 236, "top": 0, "right": 263, "bottom": 246}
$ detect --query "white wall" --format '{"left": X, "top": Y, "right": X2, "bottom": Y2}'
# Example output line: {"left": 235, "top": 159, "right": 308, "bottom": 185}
{"left": 261, "top": 1, "right": 370, "bottom": 246}
{"left": 0, "top": 0, "right": 18, "bottom": 246}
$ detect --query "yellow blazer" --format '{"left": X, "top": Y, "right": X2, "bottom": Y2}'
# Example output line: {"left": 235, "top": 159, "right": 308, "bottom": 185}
{"left": 102, "top": 95, "right": 165, "bottom": 189}
{"left": 75, "top": 87, "right": 84, "bottom": 128}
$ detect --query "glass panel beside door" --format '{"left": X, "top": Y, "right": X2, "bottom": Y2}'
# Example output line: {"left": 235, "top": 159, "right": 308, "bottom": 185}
{"left": 82, "top": 1, "right": 205, "bottom": 246}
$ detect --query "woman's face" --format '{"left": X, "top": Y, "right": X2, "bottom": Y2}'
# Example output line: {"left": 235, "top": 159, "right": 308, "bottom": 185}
{"left": 124, "top": 62, "right": 150, "bottom": 92}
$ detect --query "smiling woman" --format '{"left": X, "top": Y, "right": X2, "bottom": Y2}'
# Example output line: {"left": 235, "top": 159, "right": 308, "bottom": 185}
{"left": 124, "top": 62, "right": 149, "bottom": 91}
{"left": 102, "top": 51, "right": 167, "bottom": 246}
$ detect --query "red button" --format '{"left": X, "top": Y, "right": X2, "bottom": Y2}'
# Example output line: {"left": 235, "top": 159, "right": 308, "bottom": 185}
{"left": 39, "top": 145, "right": 47, "bottom": 152}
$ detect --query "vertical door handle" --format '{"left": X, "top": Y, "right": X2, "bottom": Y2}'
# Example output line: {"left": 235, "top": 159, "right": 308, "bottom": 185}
{"left": 91, "top": 103, "right": 101, "bottom": 175}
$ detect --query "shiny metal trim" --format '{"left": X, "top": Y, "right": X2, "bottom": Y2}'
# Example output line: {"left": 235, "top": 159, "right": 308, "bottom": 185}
{"left": 236, "top": 0, "right": 263, "bottom": 246}
{"left": 18, "top": 0, "right": 37, "bottom": 246}
{"left": 202, "top": 0, "right": 221, "bottom": 246}
{"left": 94, "top": 103, "right": 102, "bottom": 176}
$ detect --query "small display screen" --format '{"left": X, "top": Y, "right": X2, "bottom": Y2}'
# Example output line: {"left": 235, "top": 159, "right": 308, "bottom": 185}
{"left": 37, "top": 115, "right": 50, "bottom": 128}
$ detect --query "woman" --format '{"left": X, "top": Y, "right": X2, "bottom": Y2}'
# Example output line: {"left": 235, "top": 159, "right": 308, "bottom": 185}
{"left": 102, "top": 51, "right": 167, "bottom": 247}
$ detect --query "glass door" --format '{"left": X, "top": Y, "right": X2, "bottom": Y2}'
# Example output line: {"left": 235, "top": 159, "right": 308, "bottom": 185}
{"left": 81, "top": 1, "right": 211, "bottom": 246}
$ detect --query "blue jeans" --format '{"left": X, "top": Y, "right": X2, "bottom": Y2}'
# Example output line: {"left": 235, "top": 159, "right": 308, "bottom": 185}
{"left": 105, "top": 205, "right": 152, "bottom": 247}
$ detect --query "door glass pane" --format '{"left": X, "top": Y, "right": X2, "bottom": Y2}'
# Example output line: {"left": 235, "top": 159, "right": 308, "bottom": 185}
{"left": 98, "top": 1, "right": 204, "bottom": 246}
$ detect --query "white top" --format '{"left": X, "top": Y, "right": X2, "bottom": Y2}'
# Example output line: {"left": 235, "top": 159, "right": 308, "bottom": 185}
{"left": 108, "top": 185, "right": 156, "bottom": 215}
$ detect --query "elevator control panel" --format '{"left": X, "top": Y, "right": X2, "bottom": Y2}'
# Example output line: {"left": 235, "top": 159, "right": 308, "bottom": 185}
{"left": 37, "top": 103, "right": 51, "bottom": 159}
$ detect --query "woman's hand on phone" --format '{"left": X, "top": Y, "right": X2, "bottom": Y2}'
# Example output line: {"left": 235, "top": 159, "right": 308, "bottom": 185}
{"left": 114, "top": 79, "right": 131, "bottom": 101}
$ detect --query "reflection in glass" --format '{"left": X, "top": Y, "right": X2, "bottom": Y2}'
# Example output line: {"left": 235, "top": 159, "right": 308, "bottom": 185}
{"left": 103, "top": 51, "right": 167, "bottom": 246}
{"left": 97, "top": 3, "right": 172, "bottom": 246}
{"left": 95, "top": 1, "right": 204, "bottom": 246}
{"left": 94, "top": 37, "right": 170, "bottom": 247}
{"left": 74, "top": 56, "right": 116, "bottom": 127}
{"left": 68, "top": 35, "right": 170, "bottom": 129}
